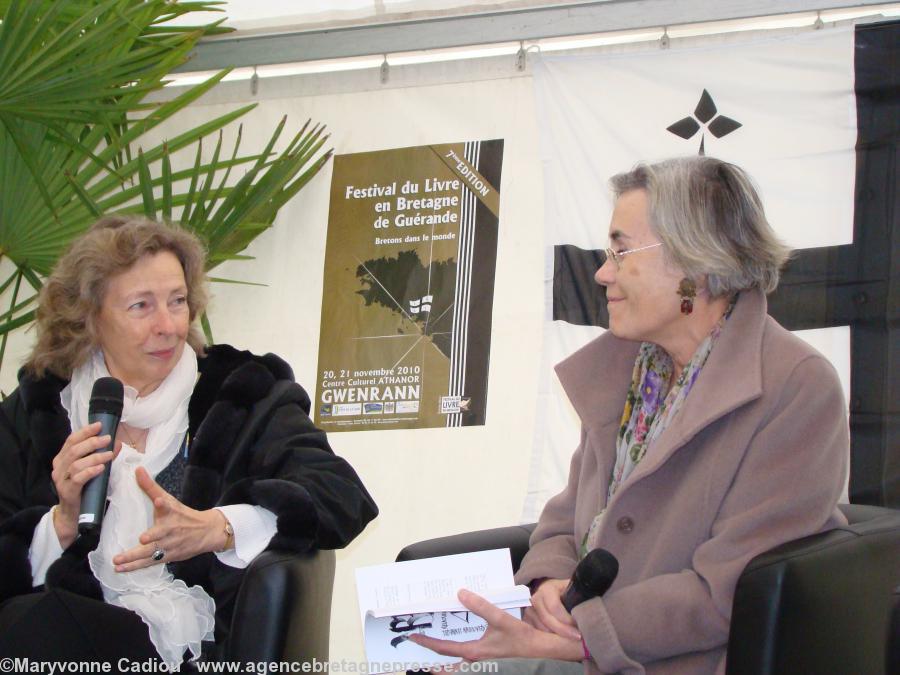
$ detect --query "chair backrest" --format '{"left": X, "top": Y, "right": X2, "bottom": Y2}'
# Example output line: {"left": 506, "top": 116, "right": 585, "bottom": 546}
{"left": 725, "top": 504, "right": 900, "bottom": 675}
{"left": 397, "top": 524, "right": 537, "bottom": 570}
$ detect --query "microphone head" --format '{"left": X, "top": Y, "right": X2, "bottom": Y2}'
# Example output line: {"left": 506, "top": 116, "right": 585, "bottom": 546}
{"left": 575, "top": 548, "right": 619, "bottom": 596}
{"left": 88, "top": 377, "right": 124, "bottom": 416}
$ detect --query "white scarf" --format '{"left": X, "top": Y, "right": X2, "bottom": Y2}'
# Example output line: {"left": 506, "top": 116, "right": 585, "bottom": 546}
{"left": 61, "top": 348, "right": 215, "bottom": 666}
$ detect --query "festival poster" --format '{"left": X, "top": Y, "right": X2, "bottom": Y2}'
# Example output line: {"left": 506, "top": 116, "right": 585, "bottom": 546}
{"left": 314, "top": 140, "right": 503, "bottom": 431}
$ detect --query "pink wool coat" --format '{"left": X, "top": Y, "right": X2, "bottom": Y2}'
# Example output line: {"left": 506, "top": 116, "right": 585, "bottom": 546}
{"left": 514, "top": 289, "right": 849, "bottom": 675}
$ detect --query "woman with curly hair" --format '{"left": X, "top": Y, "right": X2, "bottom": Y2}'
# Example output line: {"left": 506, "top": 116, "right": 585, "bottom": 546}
{"left": 0, "top": 215, "right": 377, "bottom": 666}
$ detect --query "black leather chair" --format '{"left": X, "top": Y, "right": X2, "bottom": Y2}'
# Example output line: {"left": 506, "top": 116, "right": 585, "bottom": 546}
{"left": 888, "top": 585, "right": 900, "bottom": 675}
{"left": 726, "top": 504, "right": 899, "bottom": 674}
{"left": 224, "top": 548, "right": 336, "bottom": 662}
{"left": 397, "top": 504, "right": 900, "bottom": 675}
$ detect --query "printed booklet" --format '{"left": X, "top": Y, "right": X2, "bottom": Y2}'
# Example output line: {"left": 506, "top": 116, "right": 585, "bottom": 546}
{"left": 355, "top": 549, "right": 531, "bottom": 671}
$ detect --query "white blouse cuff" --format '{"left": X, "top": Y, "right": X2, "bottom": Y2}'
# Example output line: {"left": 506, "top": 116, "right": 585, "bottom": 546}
{"left": 213, "top": 504, "right": 277, "bottom": 569}
{"left": 29, "top": 508, "right": 65, "bottom": 587}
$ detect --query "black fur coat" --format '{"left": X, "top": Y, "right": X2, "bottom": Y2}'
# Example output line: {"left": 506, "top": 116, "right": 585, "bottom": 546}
{"left": 0, "top": 344, "right": 378, "bottom": 639}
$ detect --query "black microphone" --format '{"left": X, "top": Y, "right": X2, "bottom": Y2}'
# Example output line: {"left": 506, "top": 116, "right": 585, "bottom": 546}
{"left": 561, "top": 548, "right": 619, "bottom": 612}
{"left": 78, "top": 377, "right": 124, "bottom": 535}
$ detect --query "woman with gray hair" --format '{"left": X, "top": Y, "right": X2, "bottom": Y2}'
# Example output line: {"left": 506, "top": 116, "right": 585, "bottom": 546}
{"left": 412, "top": 156, "right": 848, "bottom": 674}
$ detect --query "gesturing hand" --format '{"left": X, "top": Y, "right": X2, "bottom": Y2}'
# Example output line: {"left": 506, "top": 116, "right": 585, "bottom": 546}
{"left": 408, "top": 589, "right": 583, "bottom": 663}
{"left": 113, "top": 466, "right": 228, "bottom": 572}
{"left": 523, "top": 578, "right": 581, "bottom": 640}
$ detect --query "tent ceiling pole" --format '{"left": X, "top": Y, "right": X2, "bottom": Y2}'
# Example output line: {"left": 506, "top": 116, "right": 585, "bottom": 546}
{"left": 176, "top": 0, "right": 892, "bottom": 71}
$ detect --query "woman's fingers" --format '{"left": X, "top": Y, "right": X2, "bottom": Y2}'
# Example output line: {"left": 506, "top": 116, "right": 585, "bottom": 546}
{"left": 113, "top": 540, "right": 171, "bottom": 572}
{"left": 408, "top": 589, "right": 578, "bottom": 662}
{"left": 534, "top": 599, "right": 580, "bottom": 640}
{"left": 522, "top": 607, "right": 551, "bottom": 632}
{"left": 59, "top": 422, "right": 105, "bottom": 461}
{"left": 135, "top": 466, "right": 169, "bottom": 504}
{"left": 114, "top": 475, "right": 214, "bottom": 570}
{"left": 53, "top": 422, "right": 101, "bottom": 471}
{"left": 69, "top": 433, "right": 114, "bottom": 462}
{"left": 52, "top": 439, "right": 113, "bottom": 503}
{"left": 457, "top": 589, "right": 515, "bottom": 626}
{"left": 111, "top": 474, "right": 229, "bottom": 572}
{"left": 65, "top": 449, "right": 114, "bottom": 482}
{"left": 65, "top": 421, "right": 104, "bottom": 447}
{"left": 56, "top": 432, "right": 113, "bottom": 481}
{"left": 530, "top": 579, "right": 580, "bottom": 640}
{"left": 72, "top": 447, "right": 115, "bottom": 469}
{"left": 408, "top": 633, "right": 473, "bottom": 659}
{"left": 139, "top": 517, "right": 174, "bottom": 546}
{"left": 69, "top": 460, "right": 107, "bottom": 484}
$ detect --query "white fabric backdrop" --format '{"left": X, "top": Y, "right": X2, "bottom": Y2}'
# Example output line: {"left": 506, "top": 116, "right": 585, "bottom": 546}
{"left": 139, "top": 62, "right": 545, "bottom": 664}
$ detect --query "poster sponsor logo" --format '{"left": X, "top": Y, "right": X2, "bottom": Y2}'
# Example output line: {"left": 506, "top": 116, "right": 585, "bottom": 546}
{"left": 396, "top": 401, "right": 420, "bottom": 413}
{"left": 439, "top": 396, "right": 472, "bottom": 414}
{"left": 333, "top": 403, "right": 362, "bottom": 416}
{"left": 440, "top": 396, "right": 460, "bottom": 414}
{"left": 364, "top": 403, "right": 384, "bottom": 415}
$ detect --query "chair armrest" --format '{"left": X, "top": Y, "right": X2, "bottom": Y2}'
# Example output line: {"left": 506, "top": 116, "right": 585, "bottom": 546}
{"left": 396, "top": 524, "right": 536, "bottom": 572}
{"left": 840, "top": 502, "right": 897, "bottom": 526}
{"left": 726, "top": 505, "right": 900, "bottom": 675}
{"left": 225, "top": 548, "right": 336, "bottom": 662}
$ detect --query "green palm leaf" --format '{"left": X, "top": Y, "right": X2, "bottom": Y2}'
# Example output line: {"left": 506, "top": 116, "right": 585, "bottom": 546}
{"left": 0, "top": 0, "right": 332, "bottom": 377}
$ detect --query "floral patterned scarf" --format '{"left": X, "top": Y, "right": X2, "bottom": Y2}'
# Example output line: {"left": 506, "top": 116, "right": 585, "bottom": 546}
{"left": 581, "top": 299, "right": 735, "bottom": 556}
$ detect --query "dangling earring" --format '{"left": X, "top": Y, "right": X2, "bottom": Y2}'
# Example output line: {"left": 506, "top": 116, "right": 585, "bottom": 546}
{"left": 678, "top": 278, "right": 696, "bottom": 315}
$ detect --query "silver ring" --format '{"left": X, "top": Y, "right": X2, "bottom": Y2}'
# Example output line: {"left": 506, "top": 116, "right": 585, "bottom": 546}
{"left": 151, "top": 547, "right": 165, "bottom": 562}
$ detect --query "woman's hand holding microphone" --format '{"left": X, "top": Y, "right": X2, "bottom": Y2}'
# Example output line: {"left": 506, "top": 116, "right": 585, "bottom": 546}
{"left": 50, "top": 421, "right": 120, "bottom": 549}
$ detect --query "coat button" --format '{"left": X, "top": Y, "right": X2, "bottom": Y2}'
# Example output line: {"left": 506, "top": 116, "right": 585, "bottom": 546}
{"left": 617, "top": 516, "right": 634, "bottom": 533}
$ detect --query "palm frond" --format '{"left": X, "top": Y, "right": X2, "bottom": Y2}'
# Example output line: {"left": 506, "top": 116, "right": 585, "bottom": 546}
{"left": 0, "top": 0, "right": 332, "bottom": 378}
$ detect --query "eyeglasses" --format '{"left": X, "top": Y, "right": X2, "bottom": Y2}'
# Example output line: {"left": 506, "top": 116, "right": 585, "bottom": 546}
{"left": 602, "top": 242, "right": 662, "bottom": 269}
